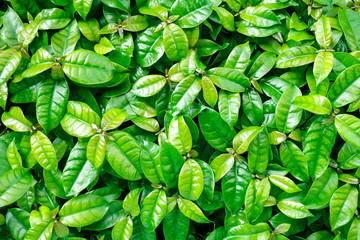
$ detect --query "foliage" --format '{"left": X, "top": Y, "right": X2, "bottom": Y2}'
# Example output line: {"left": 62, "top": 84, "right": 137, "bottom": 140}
{"left": 0, "top": 0, "right": 360, "bottom": 239}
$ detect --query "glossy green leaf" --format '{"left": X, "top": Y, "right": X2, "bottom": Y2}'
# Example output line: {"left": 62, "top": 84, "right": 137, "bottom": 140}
{"left": 276, "top": 46, "right": 317, "bottom": 68}
{"left": 177, "top": 198, "right": 211, "bottom": 223}
{"left": 280, "top": 141, "right": 309, "bottom": 182}
{"left": 123, "top": 188, "right": 143, "bottom": 217}
{"left": 112, "top": 216, "right": 133, "bottom": 240}
{"left": 31, "top": 131, "right": 57, "bottom": 171}
{"left": 22, "top": 48, "right": 55, "bottom": 78}
{"left": 240, "top": 6, "right": 279, "bottom": 27}
{"left": 330, "top": 184, "right": 358, "bottom": 230}
{"left": 292, "top": 95, "right": 332, "bottom": 115}
{"left": 206, "top": 67, "right": 250, "bottom": 92}
{"left": 269, "top": 175, "right": 301, "bottom": 193}
{"left": 168, "top": 115, "right": 192, "bottom": 155}
{"left": 224, "top": 42, "right": 251, "bottom": 73}
{"left": 335, "top": 114, "right": 360, "bottom": 150}
{"left": 74, "top": 0, "right": 93, "bottom": 20}
{"left": 170, "top": 75, "right": 202, "bottom": 112}
{"left": 140, "top": 189, "right": 167, "bottom": 231}
{"left": 135, "top": 26, "right": 164, "bottom": 67}
{"left": 133, "top": 75, "right": 166, "bottom": 98}
{"left": 51, "top": 20, "right": 80, "bottom": 57}
{"left": 163, "top": 23, "right": 188, "bottom": 61}
{"left": 86, "top": 134, "right": 106, "bottom": 169}
{"left": 277, "top": 200, "right": 313, "bottom": 219}
{"left": 338, "top": 9, "right": 360, "bottom": 52}
{"left": 0, "top": 168, "right": 33, "bottom": 208}
{"left": 60, "top": 101, "right": 101, "bottom": 138}
{"left": 59, "top": 194, "right": 109, "bottom": 227}
{"left": 0, "top": 48, "right": 22, "bottom": 85}
{"left": 313, "top": 52, "right": 334, "bottom": 85}
{"left": 315, "top": 15, "right": 331, "bottom": 49}
{"left": 36, "top": 78, "right": 69, "bottom": 133}
{"left": 178, "top": 159, "right": 204, "bottom": 201}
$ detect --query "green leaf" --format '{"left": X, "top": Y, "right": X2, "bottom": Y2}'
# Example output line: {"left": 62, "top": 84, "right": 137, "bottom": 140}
{"left": 78, "top": 18, "right": 100, "bottom": 42}
{"left": 132, "top": 75, "right": 166, "bottom": 98}
{"left": 24, "top": 219, "right": 54, "bottom": 240}
{"left": 337, "top": 143, "right": 360, "bottom": 170}
{"left": 31, "top": 131, "right": 58, "bottom": 171}
{"left": 7, "top": 139, "right": 22, "bottom": 169}
{"left": 242, "top": 88, "right": 264, "bottom": 126}
{"left": 0, "top": 48, "right": 22, "bottom": 85}
{"left": 1, "top": 106, "right": 33, "bottom": 132}
{"left": 170, "top": 75, "right": 202, "bottom": 112}
{"left": 177, "top": 198, "right": 211, "bottom": 223}
{"left": 158, "top": 135, "right": 184, "bottom": 188}
{"left": 210, "top": 154, "right": 234, "bottom": 182}
{"left": 22, "top": 48, "right": 55, "bottom": 78}
{"left": 269, "top": 175, "right": 301, "bottom": 193}
{"left": 168, "top": 115, "right": 192, "bottom": 155}
{"left": 51, "top": 20, "right": 80, "bottom": 57}
{"left": 36, "top": 78, "right": 70, "bottom": 133}
{"left": 303, "top": 167, "right": 338, "bottom": 210}
{"left": 304, "top": 117, "right": 337, "bottom": 179}
{"left": 112, "top": 216, "right": 133, "bottom": 240}
{"left": 225, "top": 223, "right": 271, "bottom": 240}
{"left": 237, "top": 21, "right": 281, "bottom": 37}
{"left": 199, "top": 108, "right": 236, "bottom": 152}
{"left": 338, "top": 9, "right": 360, "bottom": 52}
{"left": 86, "top": 134, "right": 106, "bottom": 169}
{"left": 248, "top": 127, "right": 271, "bottom": 173}
{"left": 74, "top": 0, "right": 93, "bottom": 20}
{"left": 170, "top": 0, "right": 213, "bottom": 28}
{"left": 101, "top": 108, "right": 127, "bottom": 131}
{"left": 163, "top": 23, "right": 189, "bottom": 61}
{"left": 313, "top": 52, "right": 334, "bottom": 85}
{"left": 276, "top": 46, "right": 317, "bottom": 68}
{"left": 330, "top": 184, "right": 358, "bottom": 230}
{"left": 277, "top": 200, "right": 313, "bottom": 219}
{"left": 122, "top": 15, "right": 148, "bottom": 32}
{"left": 206, "top": 68, "right": 250, "bottom": 92}
{"left": 0, "top": 83, "right": 7, "bottom": 109}
{"left": 94, "top": 37, "right": 115, "bottom": 55}
{"left": 218, "top": 90, "right": 240, "bottom": 128}
{"left": 222, "top": 160, "right": 251, "bottom": 213}
{"left": 280, "top": 141, "right": 309, "bottom": 182}
{"left": 224, "top": 42, "right": 251, "bottom": 73}
{"left": 202, "top": 76, "right": 218, "bottom": 108}
{"left": 140, "top": 142, "right": 162, "bottom": 184}
{"left": 6, "top": 208, "right": 30, "bottom": 240}
{"left": 140, "top": 189, "right": 167, "bottom": 231}
{"left": 163, "top": 206, "right": 190, "bottom": 240}
{"left": 123, "top": 188, "right": 143, "bottom": 217}
{"left": 179, "top": 159, "right": 204, "bottom": 201}
{"left": 240, "top": 6, "right": 280, "bottom": 27}
{"left": 248, "top": 52, "right": 276, "bottom": 80}
{"left": 135, "top": 26, "right": 164, "bottom": 67}
{"left": 62, "top": 139, "right": 99, "bottom": 196}
{"left": 233, "top": 126, "right": 262, "bottom": 154}
{"left": 348, "top": 218, "right": 360, "bottom": 240}
{"left": 139, "top": 0, "right": 168, "bottom": 21}
{"left": 275, "top": 84, "right": 302, "bottom": 133}
{"left": 2, "top": 7, "right": 24, "bottom": 47}
{"left": 60, "top": 101, "right": 101, "bottom": 138}
{"left": 213, "top": 7, "right": 235, "bottom": 31}
{"left": 63, "top": 50, "right": 115, "bottom": 86}
{"left": 315, "top": 15, "right": 331, "bottom": 49}
{"left": 0, "top": 168, "right": 33, "bottom": 208}
{"left": 59, "top": 194, "right": 109, "bottom": 227}
{"left": 35, "top": 8, "right": 71, "bottom": 30}
{"left": 106, "top": 131, "right": 142, "bottom": 180}
{"left": 335, "top": 114, "right": 360, "bottom": 150}
{"left": 292, "top": 95, "right": 332, "bottom": 115}
{"left": 102, "top": 0, "right": 130, "bottom": 13}
{"left": 328, "top": 64, "right": 360, "bottom": 108}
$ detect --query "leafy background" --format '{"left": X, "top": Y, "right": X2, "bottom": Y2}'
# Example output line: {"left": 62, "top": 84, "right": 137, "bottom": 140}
{"left": 0, "top": 0, "right": 360, "bottom": 239}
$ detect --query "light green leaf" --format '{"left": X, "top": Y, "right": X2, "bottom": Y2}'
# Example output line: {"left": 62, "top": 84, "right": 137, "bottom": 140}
{"left": 123, "top": 188, "right": 143, "bottom": 217}
{"left": 277, "top": 200, "right": 313, "bottom": 219}
{"left": 233, "top": 126, "right": 262, "bottom": 154}
{"left": 330, "top": 184, "right": 358, "bottom": 230}
{"left": 1, "top": 107, "right": 33, "bottom": 132}
{"left": 269, "top": 175, "right": 301, "bottom": 193}
{"left": 225, "top": 223, "right": 271, "bottom": 240}
{"left": 335, "top": 114, "right": 360, "bottom": 150}
{"left": 7, "top": 139, "right": 22, "bottom": 169}
{"left": 206, "top": 67, "right": 250, "bottom": 92}
{"left": 60, "top": 101, "right": 101, "bottom": 138}
{"left": 218, "top": 90, "right": 240, "bottom": 128}
{"left": 224, "top": 42, "right": 251, "bottom": 73}
{"left": 292, "top": 95, "right": 332, "bottom": 115}
{"left": 0, "top": 168, "right": 33, "bottom": 208}
{"left": 101, "top": 108, "right": 127, "bottom": 131}
{"left": 168, "top": 115, "right": 192, "bottom": 155}
{"left": 202, "top": 76, "right": 218, "bottom": 108}
{"left": 94, "top": 37, "right": 115, "bottom": 55}
{"left": 51, "top": 20, "right": 81, "bottom": 57}
{"left": 59, "top": 194, "right": 109, "bottom": 227}
{"left": 31, "top": 131, "right": 58, "bottom": 171}
{"left": 210, "top": 154, "right": 234, "bottom": 182}
{"left": 140, "top": 189, "right": 167, "bottom": 231}
{"left": 163, "top": 23, "right": 189, "bottom": 61}
{"left": 106, "top": 131, "right": 142, "bottom": 180}
{"left": 132, "top": 75, "right": 166, "bottom": 98}
{"left": 328, "top": 64, "right": 360, "bottom": 108}
{"left": 338, "top": 9, "right": 360, "bottom": 52}
{"left": 280, "top": 141, "right": 309, "bottom": 182}
{"left": 179, "top": 159, "right": 204, "bottom": 201}
{"left": 240, "top": 6, "right": 280, "bottom": 27}
{"left": 63, "top": 50, "right": 115, "bottom": 86}
{"left": 276, "top": 46, "right": 317, "bottom": 68}
{"left": 177, "top": 198, "right": 211, "bottom": 223}
{"left": 86, "top": 134, "right": 106, "bottom": 169}
{"left": 112, "top": 216, "right": 133, "bottom": 240}
{"left": 315, "top": 15, "right": 331, "bottom": 49}
{"left": 313, "top": 52, "right": 334, "bottom": 85}
{"left": 74, "top": 0, "right": 93, "bottom": 20}
{"left": 170, "top": 75, "right": 201, "bottom": 112}
{"left": 78, "top": 18, "right": 100, "bottom": 42}
{"left": 22, "top": 48, "right": 55, "bottom": 78}
{"left": 0, "top": 48, "right": 22, "bottom": 85}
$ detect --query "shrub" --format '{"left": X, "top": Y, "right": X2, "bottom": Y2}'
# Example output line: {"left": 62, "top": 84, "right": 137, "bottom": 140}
{"left": 1, "top": 0, "right": 360, "bottom": 239}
